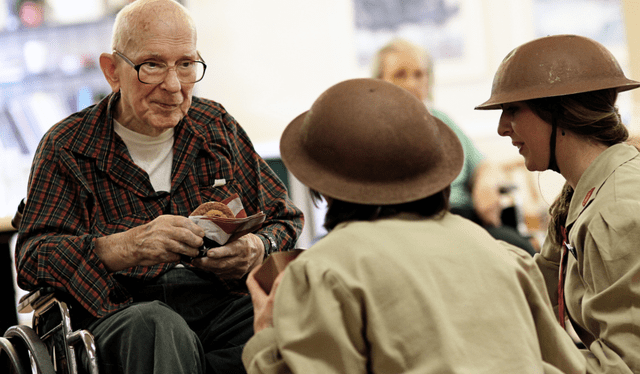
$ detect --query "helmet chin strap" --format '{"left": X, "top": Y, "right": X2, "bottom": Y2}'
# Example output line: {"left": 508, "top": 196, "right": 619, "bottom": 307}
{"left": 547, "top": 117, "right": 561, "bottom": 173}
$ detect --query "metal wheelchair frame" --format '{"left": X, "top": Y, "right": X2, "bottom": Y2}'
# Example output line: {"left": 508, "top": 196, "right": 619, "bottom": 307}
{"left": 1, "top": 199, "right": 98, "bottom": 374}
{"left": 2, "top": 288, "right": 99, "bottom": 374}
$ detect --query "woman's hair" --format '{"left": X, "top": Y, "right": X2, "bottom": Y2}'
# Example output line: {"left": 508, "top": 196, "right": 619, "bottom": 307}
{"left": 310, "top": 187, "right": 451, "bottom": 231}
{"left": 370, "top": 38, "right": 435, "bottom": 103}
{"left": 527, "top": 88, "right": 626, "bottom": 146}
{"left": 526, "top": 88, "right": 627, "bottom": 246}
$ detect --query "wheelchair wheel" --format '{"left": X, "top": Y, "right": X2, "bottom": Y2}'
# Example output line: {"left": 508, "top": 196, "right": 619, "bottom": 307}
{"left": 3, "top": 325, "right": 55, "bottom": 374}
{"left": 0, "top": 336, "right": 29, "bottom": 374}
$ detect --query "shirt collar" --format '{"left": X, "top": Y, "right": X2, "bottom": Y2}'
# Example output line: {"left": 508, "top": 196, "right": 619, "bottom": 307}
{"left": 67, "top": 92, "right": 207, "bottom": 156}
{"left": 67, "top": 92, "right": 119, "bottom": 159}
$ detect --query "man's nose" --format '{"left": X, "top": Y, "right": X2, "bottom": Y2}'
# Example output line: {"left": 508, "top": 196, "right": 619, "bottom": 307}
{"left": 161, "top": 69, "right": 182, "bottom": 91}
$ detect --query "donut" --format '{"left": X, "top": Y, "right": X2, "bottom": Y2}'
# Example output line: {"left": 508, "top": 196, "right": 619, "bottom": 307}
{"left": 191, "top": 201, "right": 234, "bottom": 218}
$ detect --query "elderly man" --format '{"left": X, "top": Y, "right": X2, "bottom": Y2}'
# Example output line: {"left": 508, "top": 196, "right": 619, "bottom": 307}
{"left": 14, "top": 0, "right": 303, "bottom": 373}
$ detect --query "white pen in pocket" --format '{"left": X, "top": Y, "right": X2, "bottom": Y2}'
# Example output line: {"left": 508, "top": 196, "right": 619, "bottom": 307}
{"left": 212, "top": 179, "right": 226, "bottom": 188}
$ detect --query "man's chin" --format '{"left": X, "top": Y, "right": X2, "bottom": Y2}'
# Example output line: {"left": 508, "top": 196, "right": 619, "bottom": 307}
{"left": 149, "top": 114, "right": 184, "bottom": 130}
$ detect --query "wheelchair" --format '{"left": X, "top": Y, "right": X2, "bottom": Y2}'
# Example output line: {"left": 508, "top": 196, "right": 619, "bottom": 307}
{"left": 1, "top": 199, "right": 98, "bottom": 374}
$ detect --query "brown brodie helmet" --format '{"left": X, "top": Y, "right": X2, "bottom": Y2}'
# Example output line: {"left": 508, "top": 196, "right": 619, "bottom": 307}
{"left": 475, "top": 34, "right": 640, "bottom": 110}
{"left": 279, "top": 78, "right": 464, "bottom": 205}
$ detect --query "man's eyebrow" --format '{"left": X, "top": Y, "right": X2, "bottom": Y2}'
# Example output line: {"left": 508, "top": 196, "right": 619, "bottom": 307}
{"left": 139, "top": 52, "right": 197, "bottom": 61}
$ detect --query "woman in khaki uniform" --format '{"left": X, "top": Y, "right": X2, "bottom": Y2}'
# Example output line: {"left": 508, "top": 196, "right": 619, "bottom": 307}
{"left": 477, "top": 34, "right": 640, "bottom": 373}
{"left": 241, "top": 78, "right": 585, "bottom": 373}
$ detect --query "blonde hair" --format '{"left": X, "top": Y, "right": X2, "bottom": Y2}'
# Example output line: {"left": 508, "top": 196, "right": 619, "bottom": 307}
{"left": 370, "top": 38, "right": 434, "bottom": 103}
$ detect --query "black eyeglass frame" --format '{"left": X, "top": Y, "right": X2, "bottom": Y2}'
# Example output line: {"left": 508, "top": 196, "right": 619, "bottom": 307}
{"left": 113, "top": 50, "right": 207, "bottom": 84}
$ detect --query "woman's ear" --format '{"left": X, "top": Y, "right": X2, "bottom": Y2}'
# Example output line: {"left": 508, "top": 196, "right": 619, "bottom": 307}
{"left": 99, "top": 53, "right": 121, "bottom": 93}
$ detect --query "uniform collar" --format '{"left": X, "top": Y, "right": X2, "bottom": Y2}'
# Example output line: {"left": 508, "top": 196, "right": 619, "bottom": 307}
{"left": 566, "top": 143, "right": 639, "bottom": 227}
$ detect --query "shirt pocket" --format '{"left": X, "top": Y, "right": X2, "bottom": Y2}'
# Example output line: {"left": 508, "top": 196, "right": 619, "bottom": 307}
{"left": 195, "top": 153, "right": 242, "bottom": 204}
{"left": 594, "top": 203, "right": 640, "bottom": 262}
{"left": 95, "top": 187, "right": 154, "bottom": 234}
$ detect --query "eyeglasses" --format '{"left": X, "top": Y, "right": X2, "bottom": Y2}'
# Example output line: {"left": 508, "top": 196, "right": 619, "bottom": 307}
{"left": 113, "top": 50, "right": 207, "bottom": 84}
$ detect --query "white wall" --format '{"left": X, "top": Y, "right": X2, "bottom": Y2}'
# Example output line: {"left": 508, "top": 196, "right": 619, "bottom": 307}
{"left": 188, "top": 0, "right": 362, "bottom": 149}
{"left": 187, "top": 0, "right": 542, "bottom": 149}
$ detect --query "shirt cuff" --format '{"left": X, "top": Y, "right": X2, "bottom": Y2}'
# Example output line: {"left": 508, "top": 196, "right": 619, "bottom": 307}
{"left": 242, "top": 327, "right": 279, "bottom": 369}
{"left": 257, "top": 233, "right": 277, "bottom": 259}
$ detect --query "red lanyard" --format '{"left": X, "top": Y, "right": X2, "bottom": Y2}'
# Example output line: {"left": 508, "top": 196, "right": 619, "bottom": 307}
{"left": 558, "top": 226, "right": 571, "bottom": 328}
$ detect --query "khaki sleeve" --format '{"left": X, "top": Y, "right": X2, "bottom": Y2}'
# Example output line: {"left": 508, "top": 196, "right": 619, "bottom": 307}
{"left": 242, "top": 328, "right": 293, "bottom": 374}
{"left": 243, "top": 258, "right": 367, "bottom": 374}
{"left": 534, "top": 230, "right": 562, "bottom": 315}
{"left": 501, "top": 242, "right": 587, "bottom": 374}
{"left": 578, "top": 203, "right": 640, "bottom": 373}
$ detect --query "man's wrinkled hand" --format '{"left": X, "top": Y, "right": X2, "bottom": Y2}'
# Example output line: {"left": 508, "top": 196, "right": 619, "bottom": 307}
{"left": 192, "top": 233, "right": 265, "bottom": 279}
{"left": 95, "top": 214, "right": 204, "bottom": 272}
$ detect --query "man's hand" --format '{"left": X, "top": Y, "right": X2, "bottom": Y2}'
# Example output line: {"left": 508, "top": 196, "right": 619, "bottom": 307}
{"left": 192, "top": 233, "right": 265, "bottom": 279}
{"left": 95, "top": 215, "right": 204, "bottom": 272}
{"left": 246, "top": 264, "right": 285, "bottom": 333}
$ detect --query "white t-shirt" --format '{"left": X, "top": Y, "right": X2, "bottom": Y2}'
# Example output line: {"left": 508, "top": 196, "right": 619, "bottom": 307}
{"left": 113, "top": 120, "right": 174, "bottom": 192}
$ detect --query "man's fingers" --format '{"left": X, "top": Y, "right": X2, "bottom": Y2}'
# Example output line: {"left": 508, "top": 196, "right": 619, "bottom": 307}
{"left": 205, "top": 246, "right": 235, "bottom": 259}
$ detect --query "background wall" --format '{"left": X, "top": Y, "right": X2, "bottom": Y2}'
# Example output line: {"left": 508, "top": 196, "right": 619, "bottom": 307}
{"left": 623, "top": 0, "right": 640, "bottom": 132}
{"left": 189, "top": 0, "right": 639, "bottom": 146}
{"left": 187, "top": 0, "right": 361, "bottom": 156}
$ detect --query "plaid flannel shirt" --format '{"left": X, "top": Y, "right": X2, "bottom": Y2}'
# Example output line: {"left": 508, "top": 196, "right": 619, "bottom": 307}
{"left": 15, "top": 92, "right": 303, "bottom": 318}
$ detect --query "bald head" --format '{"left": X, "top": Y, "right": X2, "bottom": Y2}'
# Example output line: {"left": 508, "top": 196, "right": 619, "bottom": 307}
{"left": 111, "top": 0, "right": 197, "bottom": 54}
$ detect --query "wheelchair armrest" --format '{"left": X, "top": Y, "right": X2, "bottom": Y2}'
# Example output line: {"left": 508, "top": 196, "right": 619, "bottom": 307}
{"left": 17, "top": 287, "right": 57, "bottom": 314}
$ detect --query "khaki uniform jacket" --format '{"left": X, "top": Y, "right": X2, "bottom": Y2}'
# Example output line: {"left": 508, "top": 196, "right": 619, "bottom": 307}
{"left": 243, "top": 213, "right": 585, "bottom": 373}
{"left": 536, "top": 143, "right": 640, "bottom": 373}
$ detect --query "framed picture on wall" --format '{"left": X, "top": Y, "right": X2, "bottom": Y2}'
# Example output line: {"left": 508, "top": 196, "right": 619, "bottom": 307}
{"left": 354, "top": 0, "right": 487, "bottom": 83}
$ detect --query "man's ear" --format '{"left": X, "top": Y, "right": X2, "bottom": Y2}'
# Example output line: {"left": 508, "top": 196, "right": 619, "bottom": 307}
{"left": 99, "top": 53, "right": 121, "bottom": 93}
